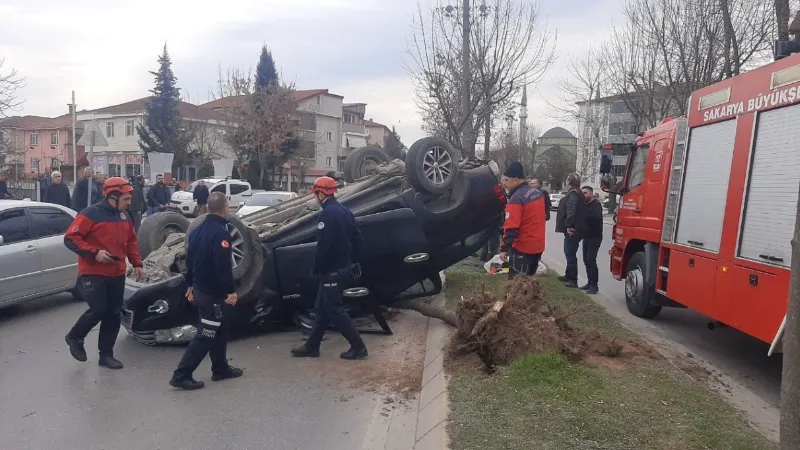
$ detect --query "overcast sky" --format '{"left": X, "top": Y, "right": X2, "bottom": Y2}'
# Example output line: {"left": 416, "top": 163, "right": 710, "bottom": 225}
{"left": 1, "top": 0, "right": 623, "bottom": 145}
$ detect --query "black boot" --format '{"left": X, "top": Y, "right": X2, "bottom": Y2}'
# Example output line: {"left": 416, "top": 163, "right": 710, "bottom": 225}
{"left": 557, "top": 275, "right": 570, "bottom": 282}
{"left": 291, "top": 344, "right": 320, "bottom": 358}
{"left": 212, "top": 365, "right": 244, "bottom": 381}
{"left": 564, "top": 280, "right": 579, "bottom": 288}
{"left": 579, "top": 283, "right": 591, "bottom": 290}
{"left": 98, "top": 355, "right": 123, "bottom": 370}
{"left": 340, "top": 347, "right": 368, "bottom": 360}
{"left": 170, "top": 377, "right": 205, "bottom": 390}
{"left": 65, "top": 335, "right": 87, "bottom": 362}
{"left": 586, "top": 285, "right": 599, "bottom": 294}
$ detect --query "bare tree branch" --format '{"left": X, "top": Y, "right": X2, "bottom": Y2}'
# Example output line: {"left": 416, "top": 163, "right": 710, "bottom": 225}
{"left": 0, "top": 59, "right": 25, "bottom": 118}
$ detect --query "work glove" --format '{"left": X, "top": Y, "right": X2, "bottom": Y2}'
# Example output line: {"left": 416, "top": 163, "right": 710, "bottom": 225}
{"left": 350, "top": 263, "right": 362, "bottom": 281}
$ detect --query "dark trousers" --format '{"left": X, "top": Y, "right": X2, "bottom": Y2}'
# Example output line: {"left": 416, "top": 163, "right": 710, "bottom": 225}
{"left": 67, "top": 275, "right": 126, "bottom": 356}
{"left": 508, "top": 249, "right": 542, "bottom": 280}
{"left": 306, "top": 269, "right": 366, "bottom": 351}
{"left": 480, "top": 228, "right": 501, "bottom": 262}
{"left": 131, "top": 211, "right": 143, "bottom": 233}
{"left": 173, "top": 290, "right": 231, "bottom": 380}
{"left": 582, "top": 237, "right": 602, "bottom": 287}
{"left": 563, "top": 233, "right": 583, "bottom": 282}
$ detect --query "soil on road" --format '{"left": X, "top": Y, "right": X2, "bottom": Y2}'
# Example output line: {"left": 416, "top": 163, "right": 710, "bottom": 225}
{"left": 0, "top": 293, "right": 426, "bottom": 450}
{"left": 542, "top": 218, "right": 782, "bottom": 441}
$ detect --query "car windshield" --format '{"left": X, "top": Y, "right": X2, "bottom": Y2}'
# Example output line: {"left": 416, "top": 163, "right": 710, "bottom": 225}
{"left": 184, "top": 180, "right": 218, "bottom": 192}
{"left": 246, "top": 193, "right": 292, "bottom": 207}
{"left": 551, "top": 194, "right": 564, "bottom": 199}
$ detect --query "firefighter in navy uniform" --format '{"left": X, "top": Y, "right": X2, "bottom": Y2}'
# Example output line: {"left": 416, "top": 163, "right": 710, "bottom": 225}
{"left": 169, "top": 192, "right": 244, "bottom": 390}
{"left": 291, "top": 176, "right": 368, "bottom": 360}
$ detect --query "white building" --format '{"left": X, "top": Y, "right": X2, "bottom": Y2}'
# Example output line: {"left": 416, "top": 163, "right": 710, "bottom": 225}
{"left": 77, "top": 97, "right": 234, "bottom": 181}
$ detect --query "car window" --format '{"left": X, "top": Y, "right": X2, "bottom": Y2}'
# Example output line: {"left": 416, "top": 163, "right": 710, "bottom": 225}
{"left": 626, "top": 145, "right": 650, "bottom": 190}
{"left": 247, "top": 193, "right": 290, "bottom": 207}
{"left": 29, "top": 207, "right": 73, "bottom": 238}
{"left": 0, "top": 209, "right": 31, "bottom": 244}
{"left": 211, "top": 184, "right": 226, "bottom": 194}
{"left": 230, "top": 183, "right": 249, "bottom": 195}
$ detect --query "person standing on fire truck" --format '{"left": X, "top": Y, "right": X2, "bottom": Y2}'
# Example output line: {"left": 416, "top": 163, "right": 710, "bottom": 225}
{"left": 63, "top": 177, "right": 144, "bottom": 370}
{"left": 291, "top": 176, "right": 368, "bottom": 360}
{"left": 555, "top": 173, "right": 587, "bottom": 288}
{"left": 499, "top": 162, "right": 547, "bottom": 279}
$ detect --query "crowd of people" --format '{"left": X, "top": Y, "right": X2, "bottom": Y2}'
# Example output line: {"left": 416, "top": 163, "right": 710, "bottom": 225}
{"left": 497, "top": 162, "right": 605, "bottom": 294}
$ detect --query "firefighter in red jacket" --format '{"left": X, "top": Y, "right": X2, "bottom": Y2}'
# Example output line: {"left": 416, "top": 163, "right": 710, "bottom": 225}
{"left": 64, "top": 177, "right": 144, "bottom": 370}
{"left": 499, "top": 162, "right": 547, "bottom": 279}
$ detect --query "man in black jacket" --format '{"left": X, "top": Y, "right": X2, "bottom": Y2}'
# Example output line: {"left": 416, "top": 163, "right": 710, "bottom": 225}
{"left": 130, "top": 175, "right": 147, "bottom": 231}
{"left": 72, "top": 168, "right": 93, "bottom": 211}
{"left": 146, "top": 174, "right": 171, "bottom": 215}
{"left": 193, "top": 180, "right": 209, "bottom": 216}
{"left": 580, "top": 186, "right": 604, "bottom": 294}
{"left": 44, "top": 170, "right": 71, "bottom": 208}
{"left": 529, "top": 178, "right": 551, "bottom": 221}
{"left": 555, "top": 173, "right": 587, "bottom": 288}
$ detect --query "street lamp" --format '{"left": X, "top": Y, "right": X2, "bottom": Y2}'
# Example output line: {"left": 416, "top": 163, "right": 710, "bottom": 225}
{"left": 67, "top": 91, "right": 77, "bottom": 187}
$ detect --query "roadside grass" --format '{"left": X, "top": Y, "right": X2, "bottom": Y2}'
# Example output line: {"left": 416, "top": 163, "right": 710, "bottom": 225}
{"left": 442, "top": 260, "right": 776, "bottom": 450}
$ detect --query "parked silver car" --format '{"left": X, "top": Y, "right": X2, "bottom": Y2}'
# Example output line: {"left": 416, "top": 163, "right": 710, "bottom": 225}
{"left": 549, "top": 193, "right": 564, "bottom": 211}
{"left": 0, "top": 200, "right": 80, "bottom": 307}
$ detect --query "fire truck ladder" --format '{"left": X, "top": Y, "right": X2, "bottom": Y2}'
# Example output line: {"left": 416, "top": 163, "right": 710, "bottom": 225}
{"left": 656, "top": 118, "right": 689, "bottom": 294}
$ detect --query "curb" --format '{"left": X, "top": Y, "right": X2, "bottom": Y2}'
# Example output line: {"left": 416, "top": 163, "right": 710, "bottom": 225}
{"left": 414, "top": 291, "right": 453, "bottom": 449}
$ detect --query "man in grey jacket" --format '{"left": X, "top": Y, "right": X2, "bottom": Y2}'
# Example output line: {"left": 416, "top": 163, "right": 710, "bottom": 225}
{"left": 555, "top": 173, "right": 588, "bottom": 288}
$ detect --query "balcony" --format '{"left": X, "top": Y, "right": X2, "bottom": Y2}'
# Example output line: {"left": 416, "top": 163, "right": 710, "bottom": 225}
{"left": 343, "top": 122, "right": 366, "bottom": 134}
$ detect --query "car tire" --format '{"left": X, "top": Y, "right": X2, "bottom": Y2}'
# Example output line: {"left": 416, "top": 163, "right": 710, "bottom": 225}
{"left": 137, "top": 212, "right": 191, "bottom": 259}
{"left": 406, "top": 137, "right": 460, "bottom": 195}
{"left": 185, "top": 214, "right": 255, "bottom": 280}
{"left": 343, "top": 146, "right": 390, "bottom": 182}
{"left": 625, "top": 252, "right": 662, "bottom": 319}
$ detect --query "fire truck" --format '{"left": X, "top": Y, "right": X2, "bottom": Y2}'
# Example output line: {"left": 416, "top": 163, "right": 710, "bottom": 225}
{"left": 599, "top": 52, "right": 800, "bottom": 355}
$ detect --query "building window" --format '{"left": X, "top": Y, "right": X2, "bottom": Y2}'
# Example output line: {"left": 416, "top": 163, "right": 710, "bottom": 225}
{"left": 50, "top": 132, "right": 58, "bottom": 146}
{"left": 30, "top": 134, "right": 38, "bottom": 146}
{"left": 125, "top": 164, "right": 142, "bottom": 178}
{"left": 338, "top": 157, "right": 346, "bottom": 173}
{"left": 125, "top": 120, "right": 135, "bottom": 136}
{"left": 108, "top": 164, "right": 121, "bottom": 177}
{"left": 31, "top": 158, "right": 40, "bottom": 172}
{"left": 326, "top": 156, "right": 332, "bottom": 167}
{"left": 326, "top": 131, "right": 333, "bottom": 141}
{"left": 106, "top": 122, "right": 115, "bottom": 138}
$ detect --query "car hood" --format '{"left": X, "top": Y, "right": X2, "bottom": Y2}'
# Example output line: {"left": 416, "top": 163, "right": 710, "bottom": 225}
{"left": 172, "top": 191, "right": 192, "bottom": 201}
{"left": 237, "top": 205, "right": 268, "bottom": 217}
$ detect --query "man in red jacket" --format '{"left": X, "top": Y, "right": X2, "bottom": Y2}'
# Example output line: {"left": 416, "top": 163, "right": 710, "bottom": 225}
{"left": 499, "top": 162, "right": 546, "bottom": 279}
{"left": 64, "top": 177, "right": 144, "bottom": 370}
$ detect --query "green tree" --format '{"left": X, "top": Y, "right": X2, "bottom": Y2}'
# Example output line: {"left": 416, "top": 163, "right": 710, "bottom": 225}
{"left": 137, "top": 44, "right": 194, "bottom": 168}
{"left": 255, "top": 45, "right": 279, "bottom": 88}
{"left": 386, "top": 126, "right": 406, "bottom": 159}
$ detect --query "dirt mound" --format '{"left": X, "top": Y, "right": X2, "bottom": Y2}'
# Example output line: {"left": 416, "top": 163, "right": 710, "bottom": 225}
{"left": 450, "top": 277, "right": 630, "bottom": 369}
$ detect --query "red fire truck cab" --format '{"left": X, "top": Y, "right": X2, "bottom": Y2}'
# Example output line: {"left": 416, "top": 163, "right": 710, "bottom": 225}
{"left": 600, "top": 53, "right": 800, "bottom": 354}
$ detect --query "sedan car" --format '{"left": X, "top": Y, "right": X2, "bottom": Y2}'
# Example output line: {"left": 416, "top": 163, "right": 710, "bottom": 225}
{"left": 549, "top": 193, "right": 564, "bottom": 210}
{"left": 121, "top": 137, "right": 505, "bottom": 345}
{"left": 236, "top": 191, "right": 299, "bottom": 217}
{"left": 0, "top": 201, "right": 81, "bottom": 307}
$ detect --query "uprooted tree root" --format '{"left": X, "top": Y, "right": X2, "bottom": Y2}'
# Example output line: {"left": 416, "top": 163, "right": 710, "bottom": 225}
{"left": 449, "top": 277, "right": 629, "bottom": 370}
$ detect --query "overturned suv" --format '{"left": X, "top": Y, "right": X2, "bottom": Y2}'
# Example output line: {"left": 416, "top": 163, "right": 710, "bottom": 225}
{"left": 122, "top": 138, "right": 505, "bottom": 344}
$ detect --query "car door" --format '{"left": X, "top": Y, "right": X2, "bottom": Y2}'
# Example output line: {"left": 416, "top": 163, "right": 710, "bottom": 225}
{"left": 29, "top": 206, "right": 77, "bottom": 293}
{"left": 228, "top": 182, "right": 252, "bottom": 212}
{"left": 0, "top": 208, "right": 40, "bottom": 304}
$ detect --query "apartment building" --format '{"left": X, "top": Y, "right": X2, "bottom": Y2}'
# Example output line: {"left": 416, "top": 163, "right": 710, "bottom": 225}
{"left": 0, "top": 115, "right": 86, "bottom": 183}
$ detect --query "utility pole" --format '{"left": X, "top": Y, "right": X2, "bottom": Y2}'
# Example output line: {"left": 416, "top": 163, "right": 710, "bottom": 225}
{"left": 69, "top": 91, "right": 77, "bottom": 187}
{"left": 87, "top": 115, "right": 96, "bottom": 210}
{"left": 780, "top": 183, "right": 800, "bottom": 450}
{"left": 461, "top": 0, "right": 474, "bottom": 158}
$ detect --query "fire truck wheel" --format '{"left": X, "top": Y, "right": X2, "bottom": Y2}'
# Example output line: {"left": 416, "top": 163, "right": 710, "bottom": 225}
{"left": 624, "top": 252, "right": 662, "bottom": 319}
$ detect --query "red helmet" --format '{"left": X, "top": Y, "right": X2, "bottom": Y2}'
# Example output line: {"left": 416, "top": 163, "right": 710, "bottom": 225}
{"left": 311, "top": 176, "right": 338, "bottom": 196}
{"left": 103, "top": 176, "right": 134, "bottom": 197}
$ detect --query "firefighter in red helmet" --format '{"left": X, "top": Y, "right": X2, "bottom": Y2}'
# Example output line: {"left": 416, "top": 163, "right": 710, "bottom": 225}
{"left": 291, "top": 176, "right": 368, "bottom": 360}
{"left": 64, "top": 176, "right": 144, "bottom": 370}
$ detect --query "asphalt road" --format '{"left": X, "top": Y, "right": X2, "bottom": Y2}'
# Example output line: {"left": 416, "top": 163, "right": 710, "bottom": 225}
{"left": 542, "top": 217, "right": 782, "bottom": 440}
{"left": 0, "top": 293, "right": 424, "bottom": 450}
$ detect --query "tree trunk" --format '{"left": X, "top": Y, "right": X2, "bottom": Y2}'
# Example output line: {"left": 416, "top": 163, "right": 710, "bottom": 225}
{"left": 780, "top": 181, "right": 800, "bottom": 450}
{"left": 776, "top": 0, "right": 791, "bottom": 42}
{"left": 396, "top": 299, "right": 457, "bottom": 327}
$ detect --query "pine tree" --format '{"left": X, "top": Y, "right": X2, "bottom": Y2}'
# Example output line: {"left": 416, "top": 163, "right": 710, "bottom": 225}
{"left": 137, "top": 44, "right": 194, "bottom": 168}
{"left": 255, "top": 45, "right": 279, "bottom": 88}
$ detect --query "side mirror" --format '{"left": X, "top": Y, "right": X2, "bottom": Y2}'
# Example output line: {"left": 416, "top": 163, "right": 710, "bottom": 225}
{"left": 238, "top": 201, "right": 245, "bottom": 207}
{"left": 599, "top": 155, "right": 612, "bottom": 175}
{"left": 600, "top": 174, "right": 618, "bottom": 194}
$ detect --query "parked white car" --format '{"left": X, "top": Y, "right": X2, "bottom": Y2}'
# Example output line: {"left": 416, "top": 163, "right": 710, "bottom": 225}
{"left": 0, "top": 201, "right": 80, "bottom": 307}
{"left": 236, "top": 191, "right": 299, "bottom": 217}
{"left": 170, "top": 178, "right": 253, "bottom": 217}
{"left": 549, "top": 193, "right": 564, "bottom": 211}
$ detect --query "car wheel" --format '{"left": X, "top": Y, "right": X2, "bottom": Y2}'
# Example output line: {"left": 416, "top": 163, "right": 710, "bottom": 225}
{"left": 625, "top": 252, "right": 662, "bottom": 319}
{"left": 185, "top": 214, "right": 255, "bottom": 280}
{"left": 137, "top": 212, "right": 191, "bottom": 259}
{"left": 406, "top": 137, "right": 460, "bottom": 195}
{"left": 343, "top": 146, "right": 390, "bottom": 182}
